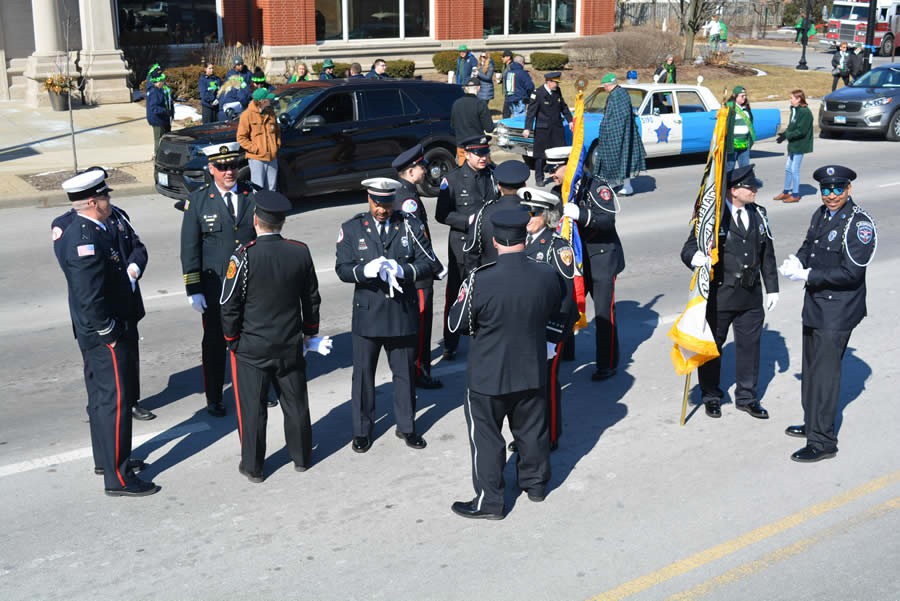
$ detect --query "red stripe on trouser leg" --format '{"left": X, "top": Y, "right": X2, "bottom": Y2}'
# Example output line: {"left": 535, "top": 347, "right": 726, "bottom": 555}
{"left": 608, "top": 276, "right": 617, "bottom": 369}
{"left": 416, "top": 289, "right": 426, "bottom": 376}
{"left": 107, "top": 344, "right": 126, "bottom": 487}
{"left": 550, "top": 340, "right": 563, "bottom": 445}
{"left": 230, "top": 351, "right": 243, "bottom": 444}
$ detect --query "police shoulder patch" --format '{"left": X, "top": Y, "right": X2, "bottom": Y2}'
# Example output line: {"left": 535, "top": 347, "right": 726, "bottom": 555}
{"left": 51, "top": 226, "right": 63, "bottom": 241}
{"left": 337, "top": 226, "right": 344, "bottom": 243}
{"left": 856, "top": 221, "right": 874, "bottom": 245}
{"left": 226, "top": 258, "right": 238, "bottom": 280}
{"left": 440, "top": 178, "right": 449, "bottom": 191}
{"left": 220, "top": 253, "right": 245, "bottom": 304}
{"left": 401, "top": 198, "right": 418, "bottom": 213}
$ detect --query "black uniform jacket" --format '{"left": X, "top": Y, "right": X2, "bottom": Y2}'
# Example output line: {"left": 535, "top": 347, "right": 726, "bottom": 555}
{"left": 450, "top": 94, "right": 495, "bottom": 144}
{"left": 180, "top": 181, "right": 257, "bottom": 297}
{"left": 567, "top": 177, "right": 625, "bottom": 284}
{"left": 335, "top": 210, "right": 436, "bottom": 338}
{"left": 220, "top": 234, "right": 321, "bottom": 366}
{"left": 395, "top": 179, "right": 444, "bottom": 288}
{"left": 525, "top": 230, "right": 580, "bottom": 339}
{"left": 435, "top": 163, "right": 498, "bottom": 237}
{"left": 448, "top": 252, "right": 566, "bottom": 396}
{"left": 56, "top": 214, "right": 144, "bottom": 350}
{"left": 463, "top": 194, "right": 523, "bottom": 273}
{"left": 524, "top": 85, "right": 573, "bottom": 132}
{"left": 796, "top": 199, "right": 874, "bottom": 330}
{"left": 680, "top": 203, "right": 778, "bottom": 312}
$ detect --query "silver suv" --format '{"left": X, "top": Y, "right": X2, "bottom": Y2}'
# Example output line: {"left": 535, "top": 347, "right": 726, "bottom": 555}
{"left": 819, "top": 64, "right": 900, "bottom": 140}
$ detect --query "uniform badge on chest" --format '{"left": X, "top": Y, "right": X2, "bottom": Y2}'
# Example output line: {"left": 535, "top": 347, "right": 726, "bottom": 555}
{"left": 401, "top": 236, "right": 409, "bottom": 248}
{"left": 828, "top": 230, "right": 838, "bottom": 242}
{"left": 358, "top": 238, "right": 368, "bottom": 251}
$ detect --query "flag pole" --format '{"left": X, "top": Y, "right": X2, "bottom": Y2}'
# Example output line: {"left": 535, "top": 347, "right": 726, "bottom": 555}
{"left": 680, "top": 372, "right": 691, "bottom": 426}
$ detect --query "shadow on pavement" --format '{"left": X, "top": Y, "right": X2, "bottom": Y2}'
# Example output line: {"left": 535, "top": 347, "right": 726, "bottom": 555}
{"left": 135, "top": 407, "right": 237, "bottom": 480}
{"left": 139, "top": 365, "right": 205, "bottom": 412}
{"left": 835, "top": 346, "right": 870, "bottom": 435}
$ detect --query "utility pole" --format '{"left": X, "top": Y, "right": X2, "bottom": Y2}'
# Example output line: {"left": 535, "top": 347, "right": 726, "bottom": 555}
{"left": 863, "top": 0, "right": 878, "bottom": 73}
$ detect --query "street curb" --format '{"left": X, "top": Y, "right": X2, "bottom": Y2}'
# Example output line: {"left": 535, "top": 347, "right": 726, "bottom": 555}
{"left": 4, "top": 183, "right": 159, "bottom": 210}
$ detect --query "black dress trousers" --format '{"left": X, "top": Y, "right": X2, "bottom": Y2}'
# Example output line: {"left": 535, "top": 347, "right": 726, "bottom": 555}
{"left": 351, "top": 334, "right": 417, "bottom": 437}
{"left": 698, "top": 305, "right": 765, "bottom": 405}
{"left": 801, "top": 326, "right": 852, "bottom": 452}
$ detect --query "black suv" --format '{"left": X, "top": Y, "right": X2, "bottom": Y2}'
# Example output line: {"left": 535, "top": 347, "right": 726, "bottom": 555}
{"left": 154, "top": 79, "right": 463, "bottom": 200}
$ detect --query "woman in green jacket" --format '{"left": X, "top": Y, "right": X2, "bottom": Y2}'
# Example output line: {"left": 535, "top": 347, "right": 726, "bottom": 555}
{"left": 774, "top": 89, "right": 813, "bottom": 203}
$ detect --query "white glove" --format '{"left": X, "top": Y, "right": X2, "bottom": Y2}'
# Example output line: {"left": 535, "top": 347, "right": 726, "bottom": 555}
{"left": 690, "top": 251, "right": 711, "bottom": 268}
{"left": 778, "top": 254, "right": 803, "bottom": 279}
{"left": 383, "top": 258, "right": 404, "bottom": 279}
{"left": 765, "top": 293, "right": 779, "bottom": 312}
{"left": 468, "top": 214, "right": 475, "bottom": 225}
{"left": 127, "top": 263, "right": 140, "bottom": 291}
{"left": 563, "top": 203, "right": 580, "bottom": 220}
{"left": 363, "top": 257, "right": 387, "bottom": 278}
{"left": 189, "top": 293, "right": 207, "bottom": 313}
{"left": 546, "top": 342, "right": 558, "bottom": 360}
{"left": 793, "top": 268, "right": 811, "bottom": 282}
{"left": 303, "top": 335, "right": 333, "bottom": 357}
{"left": 436, "top": 265, "right": 448, "bottom": 280}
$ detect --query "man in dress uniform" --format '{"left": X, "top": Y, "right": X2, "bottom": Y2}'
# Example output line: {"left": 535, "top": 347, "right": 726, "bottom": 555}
{"left": 392, "top": 144, "right": 446, "bottom": 390}
{"left": 221, "top": 191, "right": 328, "bottom": 482}
{"left": 522, "top": 72, "right": 573, "bottom": 184}
{"left": 463, "top": 159, "right": 531, "bottom": 274}
{"left": 180, "top": 142, "right": 257, "bottom": 417}
{"left": 335, "top": 178, "right": 437, "bottom": 453}
{"left": 779, "top": 165, "right": 876, "bottom": 462}
{"left": 435, "top": 135, "right": 498, "bottom": 360}
{"left": 52, "top": 174, "right": 156, "bottom": 422}
{"left": 519, "top": 188, "right": 578, "bottom": 451}
{"left": 448, "top": 210, "right": 567, "bottom": 520}
{"left": 680, "top": 164, "right": 779, "bottom": 419}
{"left": 562, "top": 173, "right": 626, "bottom": 380}
{"left": 54, "top": 169, "right": 160, "bottom": 497}
{"left": 544, "top": 145, "right": 578, "bottom": 363}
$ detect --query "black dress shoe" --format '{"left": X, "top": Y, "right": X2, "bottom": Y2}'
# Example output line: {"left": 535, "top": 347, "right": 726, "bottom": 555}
{"left": 104, "top": 479, "right": 160, "bottom": 497}
{"left": 507, "top": 441, "right": 517, "bottom": 453}
{"left": 791, "top": 445, "right": 837, "bottom": 463}
{"left": 525, "top": 489, "right": 546, "bottom": 502}
{"left": 173, "top": 200, "right": 186, "bottom": 212}
{"left": 441, "top": 349, "right": 456, "bottom": 361}
{"left": 206, "top": 401, "right": 226, "bottom": 417}
{"left": 395, "top": 430, "right": 427, "bottom": 449}
{"left": 95, "top": 459, "right": 147, "bottom": 476}
{"left": 238, "top": 462, "right": 264, "bottom": 483}
{"left": 591, "top": 367, "right": 617, "bottom": 381}
{"left": 266, "top": 398, "right": 278, "bottom": 408}
{"left": 705, "top": 401, "right": 722, "bottom": 418}
{"left": 785, "top": 424, "right": 806, "bottom": 438}
{"left": 451, "top": 500, "right": 505, "bottom": 520}
{"left": 352, "top": 436, "right": 372, "bottom": 453}
{"left": 415, "top": 374, "right": 444, "bottom": 389}
{"left": 131, "top": 404, "right": 156, "bottom": 421}
{"left": 736, "top": 401, "right": 769, "bottom": 419}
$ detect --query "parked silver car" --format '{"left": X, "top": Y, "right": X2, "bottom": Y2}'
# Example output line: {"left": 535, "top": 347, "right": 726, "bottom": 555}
{"left": 819, "top": 64, "right": 900, "bottom": 140}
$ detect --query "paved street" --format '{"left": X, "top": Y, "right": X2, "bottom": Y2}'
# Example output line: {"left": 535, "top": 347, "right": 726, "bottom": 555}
{"left": 731, "top": 43, "right": 898, "bottom": 71}
{"left": 1, "top": 136, "right": 898, "bottom": 600}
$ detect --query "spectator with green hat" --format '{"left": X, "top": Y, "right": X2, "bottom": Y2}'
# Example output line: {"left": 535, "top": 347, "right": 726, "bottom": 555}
{"left": 592, "top": 72, "right": 645, "bottom": 196}
{"left": 145, "top": 63, "right": 174, "bottom": 157}
{"left": 320, "top": 58, "right": 336, "bottom": 80}
{"left": 455, "top": 44, "right": 478, "bottom": 86}
{"left": 725, "top": 85, "right": 755, "bottom": 172}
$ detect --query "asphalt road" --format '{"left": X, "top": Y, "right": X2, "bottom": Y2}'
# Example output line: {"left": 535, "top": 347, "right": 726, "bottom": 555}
{"left": 1, "top": 137, "right": 899, "bottom": 601}
{"left": 731, "top": 44, "right": 898, "bottom": 72}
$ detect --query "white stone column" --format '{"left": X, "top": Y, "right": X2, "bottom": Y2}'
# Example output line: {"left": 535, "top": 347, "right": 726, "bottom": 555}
{"left": 23, "top": 0, "right": 70, "bottom": 107}
{"left": 77, "top": 0, "right": 131, "bottom": 104}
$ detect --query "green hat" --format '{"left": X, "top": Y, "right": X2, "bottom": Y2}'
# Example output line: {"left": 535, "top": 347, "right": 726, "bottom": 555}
{"left": 252, "top": 87, "right": 275, "bottom": 101}
{"left": 147, "top": 63, "right": 166, "bottom": 83}
{"left": 458, "top": 44, "right": 468, "bottom": 51}
{"left": 600, "top": 72, "right": 616, "bottom": 84}
{"left": 733, "top": 85, "right": 746, "bottom": 96}
{"left": 322, "top": 59, "right": 335, "bottom": 68}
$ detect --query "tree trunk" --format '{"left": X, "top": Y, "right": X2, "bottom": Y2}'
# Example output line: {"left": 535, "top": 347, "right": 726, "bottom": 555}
{"left": 751, "top": 10, "right": 760, "bottom": 39}
{"left": 684, "top": 29, "right": 696, "bottom": 62}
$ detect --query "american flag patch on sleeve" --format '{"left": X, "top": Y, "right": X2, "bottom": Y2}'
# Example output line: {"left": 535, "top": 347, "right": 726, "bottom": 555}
{"left": 77, "top": 244, "right": 95, "bottom": 257}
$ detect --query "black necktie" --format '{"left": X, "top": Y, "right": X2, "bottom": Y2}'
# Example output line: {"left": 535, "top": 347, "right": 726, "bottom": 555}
{"left": 224, "top": 192, "right": 235, "bottom": 219}
{"left": 379, "top": 222, "right": 388, "bottom": 246}
{"left": 735, "top": 208, "right": 746, "bottom": 234}
{"left": 526, "top": 234, "right": 533, "bottom": 246}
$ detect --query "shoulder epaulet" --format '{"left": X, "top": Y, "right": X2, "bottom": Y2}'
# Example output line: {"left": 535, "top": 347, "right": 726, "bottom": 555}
{"left": 284, "top": 239, "right": 308, "bottom": 248}
{"left": 843, "top": 202, "right": 877, "bottom": 267}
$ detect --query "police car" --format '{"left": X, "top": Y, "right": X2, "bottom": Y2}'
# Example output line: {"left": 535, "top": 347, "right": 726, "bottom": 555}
{"left": 495, "top": 83, "right": 781, "bottom": 164}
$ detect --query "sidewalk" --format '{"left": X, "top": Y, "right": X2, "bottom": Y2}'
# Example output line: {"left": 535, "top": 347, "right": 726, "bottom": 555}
{"left": 0, "top": 100, "right": 158, "bottom": 208}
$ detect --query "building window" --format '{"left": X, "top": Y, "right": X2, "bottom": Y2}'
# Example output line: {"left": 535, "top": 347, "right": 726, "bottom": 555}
{"left": 116, "top": 1, "right": 218, "bottom": 44}
{"left": 318, "top": 0, "right": 430, "bottom": 41}
{"left": 485, "top": 0, "right": 577, "bottom": 36}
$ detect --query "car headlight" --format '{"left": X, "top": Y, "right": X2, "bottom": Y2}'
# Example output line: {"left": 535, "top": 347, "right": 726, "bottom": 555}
{"left": 862, "top": 97, "right": 893, "bottom": 109}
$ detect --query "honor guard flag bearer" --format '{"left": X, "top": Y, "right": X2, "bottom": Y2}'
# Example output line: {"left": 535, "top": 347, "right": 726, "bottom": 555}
{"left": 668, "top": 92, "right": 731, "bottom": 425}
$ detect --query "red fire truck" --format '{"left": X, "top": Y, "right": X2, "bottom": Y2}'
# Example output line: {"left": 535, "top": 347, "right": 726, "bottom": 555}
{"left": 822, "top": 0, "right": 900, "bottom": 56}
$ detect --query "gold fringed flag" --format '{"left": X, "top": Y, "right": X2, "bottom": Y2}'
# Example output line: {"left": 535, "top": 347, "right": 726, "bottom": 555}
{"left": 667, "top": 100, "right": 731, "bottom": 375}
{"left": 557, "top": 79, "right": 588, "bottom": 331}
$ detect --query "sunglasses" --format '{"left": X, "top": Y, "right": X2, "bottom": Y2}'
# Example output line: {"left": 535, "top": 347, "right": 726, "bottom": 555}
{"left": 214, "top": 162, "right": 240, "bottom": 171}
{"left": 820, "top": 186, "right": 845, "bottom": 196}
{"left": 527, "top": 209, "right": 545, "bottom": 217}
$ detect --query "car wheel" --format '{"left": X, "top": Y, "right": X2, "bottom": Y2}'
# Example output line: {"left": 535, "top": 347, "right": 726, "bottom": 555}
{"left": 886, "top": 110, "right": 900, "bottom": 141}
{"left": 879, "top": 34, "right": 894, "bottom": 58}
{"left": 419, "top": 146, "right": 455, "bottom": 197}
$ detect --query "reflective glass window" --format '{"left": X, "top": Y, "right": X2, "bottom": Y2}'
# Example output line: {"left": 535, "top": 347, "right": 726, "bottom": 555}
{"left": 116, "top": 0, "right": 218, "bottom": 44}
{"left": 484, "top": 0, "right": 504, "bottom": 36}
{"left": 349, "top": 0, "right": 400, "bottom": 39}
{"left": 316, "top": 0, "right": 343, "bottom": 41}
{"left": 405, "top": 0, "right": 430, "bottom": 37}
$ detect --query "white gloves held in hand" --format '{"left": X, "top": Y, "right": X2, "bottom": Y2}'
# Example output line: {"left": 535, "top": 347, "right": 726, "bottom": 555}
{"left": 379, "top": 258, "right": 404, "bottom": 280}
{"left": 546, "top": 342, "right": 558, "bottom": 360}
{"left": 363, "top": 257, "right": 386, "bottom": 278}
{"left": 765, "top": 293, "right": 779, "bottom": 312}
{"left": 563, "top": 203, "right": 580, "bottom": 221}
{"left": 189, "top": 293, "right": 207, "bottom": 313}
{"left": 303, "top": 335, "right": 333, "bottom": 357}
{"left": 778, "top": 254, "right": 810, "bottom": 282}
{"left": 690, "top": 251, "right": 711, "bottom": 269}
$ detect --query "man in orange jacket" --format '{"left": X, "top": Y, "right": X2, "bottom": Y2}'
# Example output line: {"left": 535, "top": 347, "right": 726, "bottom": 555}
{"left": 237, "top": 87, "right": 281, "bottom": 191}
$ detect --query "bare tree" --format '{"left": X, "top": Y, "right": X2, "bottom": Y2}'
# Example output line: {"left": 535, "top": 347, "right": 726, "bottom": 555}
{"left": 670, "top": 0, "right": 719, "bottom": 61}
{"left": 749, "top": 0, "right": 784, "bottom": 39}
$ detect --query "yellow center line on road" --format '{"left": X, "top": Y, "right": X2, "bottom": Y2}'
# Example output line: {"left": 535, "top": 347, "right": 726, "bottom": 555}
{"left": 665, "top": 496, "right": 900, "bottom": 601}
{"left": 586, "top": 469, "right": 900, "bottom": 601}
